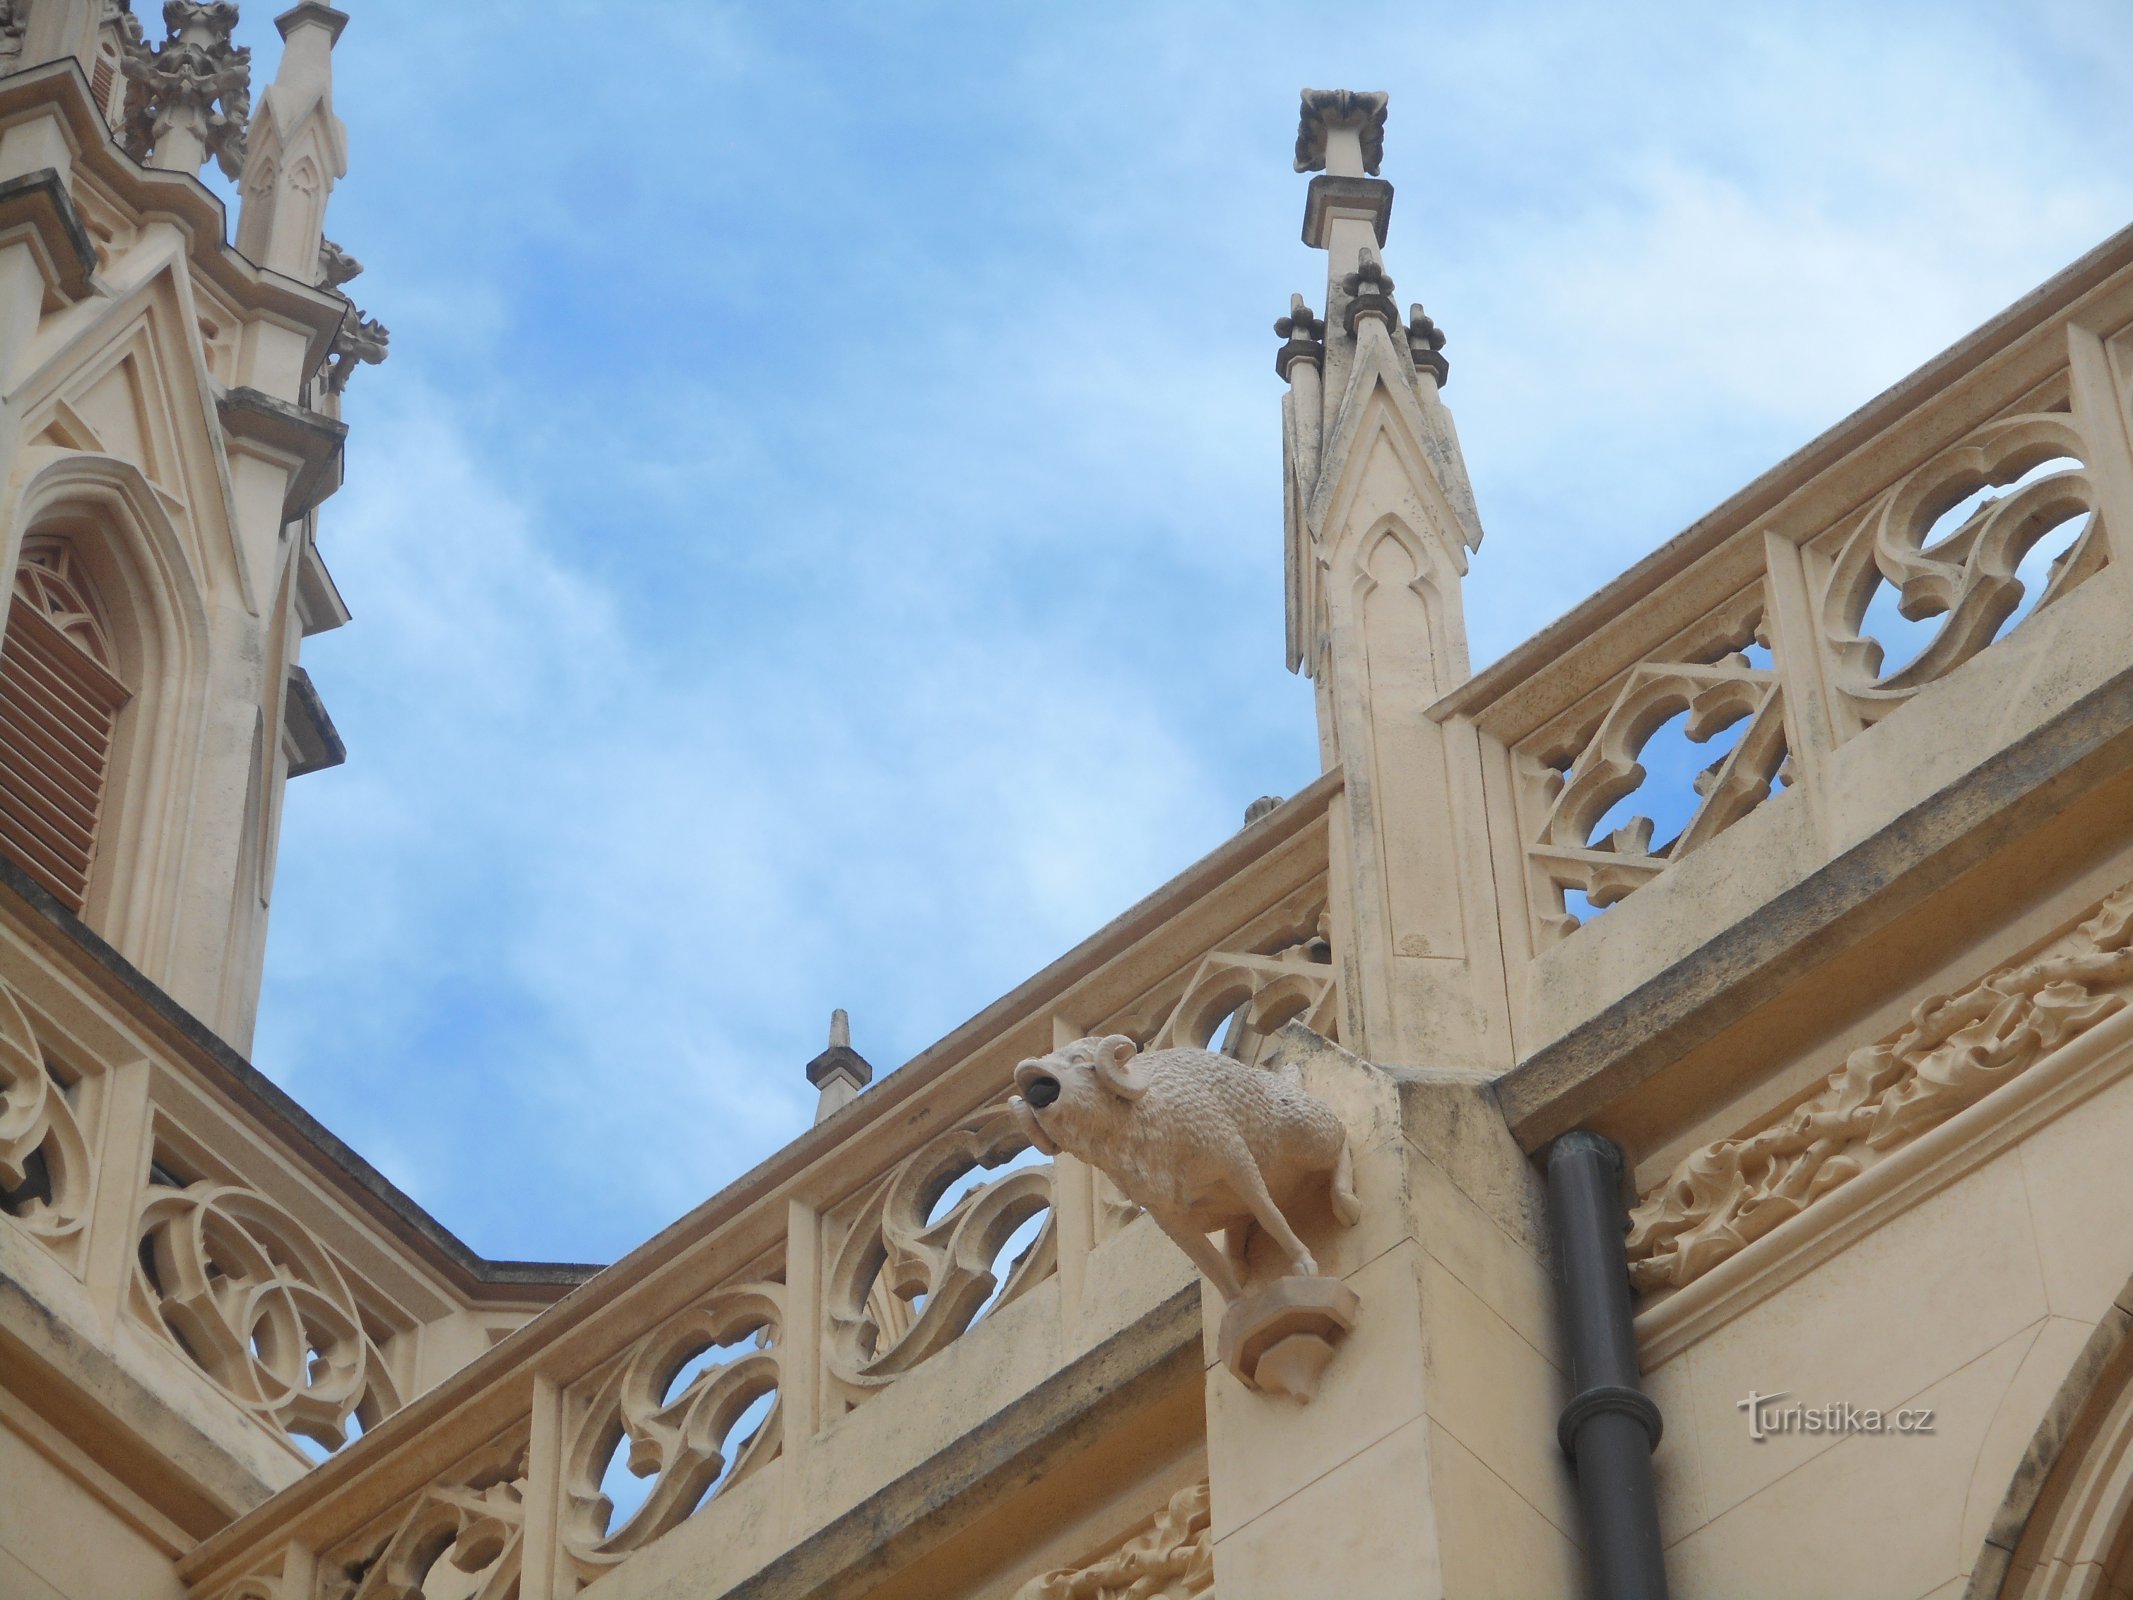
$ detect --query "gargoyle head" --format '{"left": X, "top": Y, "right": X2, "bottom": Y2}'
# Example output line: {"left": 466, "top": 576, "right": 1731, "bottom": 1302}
{"left": 1008, "top": 1034, "right": 1151, "bottom": 1156}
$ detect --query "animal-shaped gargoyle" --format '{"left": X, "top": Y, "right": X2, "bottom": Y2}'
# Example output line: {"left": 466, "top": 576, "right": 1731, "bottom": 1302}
{"left": 1009, "top": 1034, "right": 1360, "bottom": 1301}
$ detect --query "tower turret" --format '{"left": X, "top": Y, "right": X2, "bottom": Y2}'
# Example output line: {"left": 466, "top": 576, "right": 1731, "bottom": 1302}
{"left": 1276, "top": 90, "right": 1509, "bottom": 1071}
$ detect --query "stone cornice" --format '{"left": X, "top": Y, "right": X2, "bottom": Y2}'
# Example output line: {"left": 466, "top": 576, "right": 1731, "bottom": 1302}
{"left": 214, "top": 382, "right": 345, "bottom": 518}
{"left": 0, "top": 58, "right": 345, "bottom": 381}
{"left": 1495, "top": 659, "right": 2133, "bottom": 1148}
{"left": 0, "top": 165, "right": 95, "bottom": 305}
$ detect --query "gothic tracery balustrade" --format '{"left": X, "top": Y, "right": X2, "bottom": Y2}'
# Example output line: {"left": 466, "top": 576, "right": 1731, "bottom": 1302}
{"left": 561, "top": 1275, "right": 785, "bottom": 1578}
{"left": 315, "top": 1431, "right": 530, "bottom": 1600}
{"left": 1813, "top": 400, "right": 2104, "bottom": 733}
{"left": 824, "top": 1098, "right": 1058, "bottom": 1408}
{"left": 0, "top": 978, "right": 94, "bottom": 1268}
{"left": 130, "top": 1171, "right": 405, "bottom": 1451}
{"left": 1515, "top": 584, "right": 1788, "bottom": 943}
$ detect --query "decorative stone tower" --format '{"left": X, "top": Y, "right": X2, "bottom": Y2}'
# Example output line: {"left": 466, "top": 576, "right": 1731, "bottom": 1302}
{"left": 0, "top": 0, "right": 378, "bottom": 1050}
{"left": 1277, "top": 90, "right": 1510, "bottom": 1072}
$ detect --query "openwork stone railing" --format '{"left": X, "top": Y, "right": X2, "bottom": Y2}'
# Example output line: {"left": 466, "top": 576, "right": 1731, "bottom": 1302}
{"left": 177, "top": 777, "right": 1338, "bottom": 1600}
{"left": 0, "top": 866, "right": 585, "bottom": 1501}
{"left": 1437, "top": 224, "right": 2133, "bottom": 1071}
{"left": 1505, "top": 371, "right": 2108, "bottom": 946}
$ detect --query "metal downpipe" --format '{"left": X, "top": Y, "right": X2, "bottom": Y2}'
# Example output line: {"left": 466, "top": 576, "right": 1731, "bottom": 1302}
{"left": 1548, "top": 1130, "right": 1669, "bottom": 1600}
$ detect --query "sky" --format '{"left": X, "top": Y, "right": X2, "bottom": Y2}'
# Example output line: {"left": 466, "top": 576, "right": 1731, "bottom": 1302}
{"left": 216, "top": 1, "right": 2133, "bottom": 1265}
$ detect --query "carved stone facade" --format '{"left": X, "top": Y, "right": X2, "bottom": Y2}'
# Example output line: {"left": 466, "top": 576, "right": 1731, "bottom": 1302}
{"left": 6, "top": 43, "right": 2133, "bottom": 1600}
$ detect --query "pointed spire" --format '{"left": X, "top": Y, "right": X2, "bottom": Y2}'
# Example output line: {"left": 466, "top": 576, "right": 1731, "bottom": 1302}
{"left": 234, "top": 3, "right": 348, "bottom": 280}
{"left": 805, "top": 1009, "right": 873, "bottom": 1123}
{"left": 1269, "top": 90, "right": 1506, "bottom": 1071}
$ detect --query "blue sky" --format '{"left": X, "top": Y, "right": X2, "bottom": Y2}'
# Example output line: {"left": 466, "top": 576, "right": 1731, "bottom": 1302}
{"left": 224, "top": 2, "right": 2133, "bottom": 1264}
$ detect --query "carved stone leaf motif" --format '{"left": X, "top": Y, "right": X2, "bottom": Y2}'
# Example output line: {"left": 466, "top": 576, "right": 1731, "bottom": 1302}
{"left": 132, "top": 1178, "right": 398, "bottom": 1448}
{"left": 1627, "top": 882, "right": 2133, "bottom": 1292}
{"left": 1526, "top": 595, "right": 1786, "bottom": 939}
{"left": 826, "top": 1101, "right": 1055, "bottom": 1393}
{"left": 322, "top": 1435, "right": 527, "bottom": 1600}
{"left": 0, "top": 980, "right": 91, "bottom": 1248}
{"left": 561, "top": 1280, "right": 783, "bottom": 1572}
{"left": 1017, "top": 1479, "right": 1214, "bottom": 1600}
{"left": 120, "top": 0, "right": 251, "bottom": 177}
{"left": 1822, "top": 411, "right": 2100, "bottom": 725}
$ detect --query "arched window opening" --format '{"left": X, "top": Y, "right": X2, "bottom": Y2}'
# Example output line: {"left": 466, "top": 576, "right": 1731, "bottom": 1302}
{"left": 0, "top": 538, "right": 131, "bottom": 913}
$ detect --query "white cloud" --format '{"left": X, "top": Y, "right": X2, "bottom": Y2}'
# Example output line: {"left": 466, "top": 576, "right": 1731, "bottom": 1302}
{"left": 250, "top": 0, "right": 2133, "bottom": 1261}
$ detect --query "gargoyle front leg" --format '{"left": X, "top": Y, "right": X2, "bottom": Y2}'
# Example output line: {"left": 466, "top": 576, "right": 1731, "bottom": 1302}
{"left": 1150, "top": 1209, "right": 1245, "bottom": 1301}
{"left": 1225, "top": 1146, "right": 1318, "bottom": 1278}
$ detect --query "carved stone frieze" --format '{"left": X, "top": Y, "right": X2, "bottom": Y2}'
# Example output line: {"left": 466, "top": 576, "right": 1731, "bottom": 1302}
{"left": 1017, "top": 1479, "right": 1214, "bottom": 1600}
{"left": 561, "top": 1279, "right": 783, "bottom": 1573}
{"left": 120, "top": 0, "right": 252, "bottom": 178}
{"left": 825, "top": 1100, "right": 1055, "bottom": 1398}
{"left": 1627, "top": 881, "right": 2133, "bottom": 1292}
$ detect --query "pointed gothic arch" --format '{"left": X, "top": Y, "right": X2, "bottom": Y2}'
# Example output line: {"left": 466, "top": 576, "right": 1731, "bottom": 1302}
{"left": 0, "top": 536, "right": 129, "bottom": 910}
{"left": 1973, "top": 1289, "right": 2133, "bottom": 1596}
{"left": 6, "top": 454, "right": 212, "bottom": 963}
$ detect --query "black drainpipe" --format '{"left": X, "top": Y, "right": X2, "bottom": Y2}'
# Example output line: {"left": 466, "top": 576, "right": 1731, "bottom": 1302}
{"left": 1548, "top": 1130, "right": 1669, "bottom": 1600}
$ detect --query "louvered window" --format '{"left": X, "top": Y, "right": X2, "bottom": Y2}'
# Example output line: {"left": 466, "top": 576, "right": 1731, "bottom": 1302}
{"left": 0, "top": 541, "right": 129, "bottom": 913}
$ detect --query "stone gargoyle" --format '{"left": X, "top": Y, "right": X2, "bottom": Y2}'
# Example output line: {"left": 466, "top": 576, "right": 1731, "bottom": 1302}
{"left": 1008, "top": 1034, "right": 1360, "bottom": 1302}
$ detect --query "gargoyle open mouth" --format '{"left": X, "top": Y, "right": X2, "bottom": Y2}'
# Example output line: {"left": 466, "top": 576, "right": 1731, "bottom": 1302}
{"left": 1022, "top": 1074, "right": 1061, "bottom": 1109}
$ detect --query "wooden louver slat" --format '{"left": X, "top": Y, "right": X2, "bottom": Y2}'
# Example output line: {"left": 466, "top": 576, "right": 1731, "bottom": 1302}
{"left": 0, "top": 596, "right": 129, "bottom": 913}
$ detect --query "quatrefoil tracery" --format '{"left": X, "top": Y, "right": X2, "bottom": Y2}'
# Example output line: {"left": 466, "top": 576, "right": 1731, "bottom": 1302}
{"left": 1528, "top": 628, "right": 1787, "bottom": 934}
{"left": 132, "top": 1178, "right": 393, "bottom": 1449}
{"left": 1823, "top": 411, "right": 2101, "bottom": 724}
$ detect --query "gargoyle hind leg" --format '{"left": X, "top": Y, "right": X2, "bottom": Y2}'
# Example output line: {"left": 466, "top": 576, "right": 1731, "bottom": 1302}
{"left": 1330, "top": 1136, "right": 1361, "bottom": 1226}
{"left": 1226, "top": 1148, "right": 1319, "bottom": 1278}
{"left": 1151, "top": 1210, "right": 1245, "bottom": 1301}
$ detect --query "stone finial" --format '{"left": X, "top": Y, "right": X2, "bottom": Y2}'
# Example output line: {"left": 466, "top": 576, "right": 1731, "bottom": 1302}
{"left": 121, "top": 0, "right": 251, "bottom": 178}
{"left": 1009, "top": 1036, "right": 1362, "bottom": 1400}
{"left": 1272, "top": 296, "right": 1324, "bottom": 382}
{"left": 274, "top": 0, "right": 346, "bottom": 44}
{"left": 1339, "top": 245, "right": 1399, "bottom": 335}
{"left": 1294, "top": 89, "right": 1387, "bottom": 177}
{"left": 806, "top": 1008, "right": 874, "bottom": 1123}
{"left": 1406, "top": 303, "right": 1449, "bottom": 387}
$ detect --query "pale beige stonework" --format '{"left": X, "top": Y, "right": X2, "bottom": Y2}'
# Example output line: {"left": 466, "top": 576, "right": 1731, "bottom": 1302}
{"left": 7, "top": 19, "right": 2133, "bottom": 1599}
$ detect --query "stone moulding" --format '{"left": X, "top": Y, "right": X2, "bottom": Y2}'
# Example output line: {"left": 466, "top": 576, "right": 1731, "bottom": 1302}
{"left": 1627, "top": 880, "right": 2133, "bottom": 1294}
